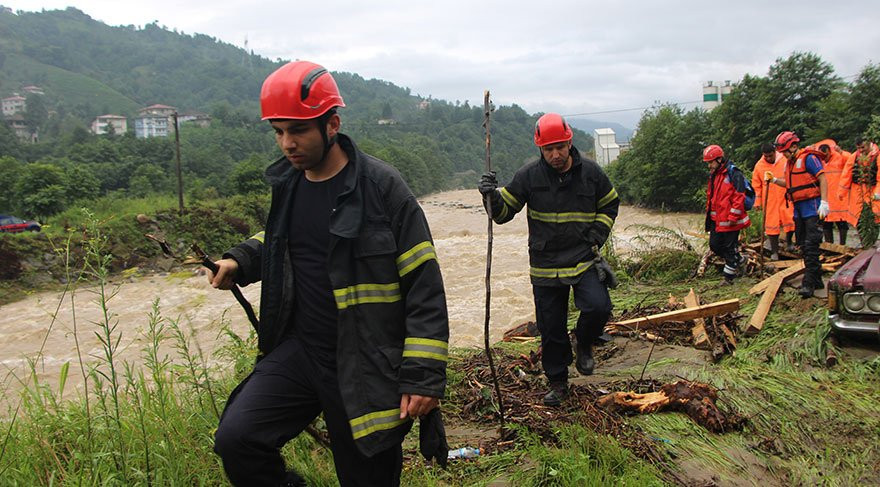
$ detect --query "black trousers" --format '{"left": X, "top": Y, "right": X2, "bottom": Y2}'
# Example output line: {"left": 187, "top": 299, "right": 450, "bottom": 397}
{"left": 532, "top": 267, "right": 612, "bottom": 383}
{"left": 798, "top": 215, "right": 824, "bottom": 287}
{"left": 708, "top": 230, "right": 741, "bottom": 278}
{"left": 213, "top": 338, "right": 402, "bottom": 487}
{"left": 822, "top": 220, "right": 849, "bottom": 244}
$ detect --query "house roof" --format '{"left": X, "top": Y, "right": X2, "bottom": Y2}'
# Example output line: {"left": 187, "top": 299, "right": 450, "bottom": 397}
{"left": 140, "top": 104, "right": 176, "bottom": 110}
{"left": 95, "top": 114, "right": 127, "bottom": 119}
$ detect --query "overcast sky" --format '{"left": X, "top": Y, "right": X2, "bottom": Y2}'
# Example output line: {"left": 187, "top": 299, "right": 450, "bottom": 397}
{"left": 4, "top": 1, "right": 878, "bottom": 128}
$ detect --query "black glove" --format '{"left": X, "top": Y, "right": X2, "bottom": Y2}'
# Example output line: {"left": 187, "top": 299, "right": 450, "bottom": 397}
{"left": 478, "top": 171, "right": 498, "bottom": 195}
{"left": 419, "top": 408, "right": 449, "bottom": 468}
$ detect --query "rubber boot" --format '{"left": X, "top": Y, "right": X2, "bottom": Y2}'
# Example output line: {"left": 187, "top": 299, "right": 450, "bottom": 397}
{"left": 543, "top": 381, "right": 569, "bottom": 406}
{"left": 785, "top": 232, "right": 796, "bottom": 253}
{"left": 839, "top": 223, "right": 848, "bottom": 246}
{"left": 823, "top": 222, "right": 834, "bottom": 243}
{"left": 575, "top": 342, "right": 595, "bottom": 376}
{"left": 768, "top": 235, "right": 780, "bottom": 261}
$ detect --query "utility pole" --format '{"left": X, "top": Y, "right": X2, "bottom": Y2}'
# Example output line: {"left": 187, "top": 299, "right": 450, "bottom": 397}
{"left": 173, "top": 111, "right": 184, "bottom": 215}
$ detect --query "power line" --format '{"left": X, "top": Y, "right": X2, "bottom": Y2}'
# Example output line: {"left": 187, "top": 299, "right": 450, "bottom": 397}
{"left": 562, "top": 100, "right": 702, "bottom": 118}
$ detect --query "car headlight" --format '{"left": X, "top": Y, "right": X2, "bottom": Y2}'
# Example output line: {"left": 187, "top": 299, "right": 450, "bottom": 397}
{"left": 844, "top": 293, "right": 866, "bottom": 312}
{"left": 868, "top": 295, "right": 880, "bottom": 313}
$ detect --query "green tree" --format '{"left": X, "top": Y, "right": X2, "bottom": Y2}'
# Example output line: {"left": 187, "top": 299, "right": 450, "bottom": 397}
{"left": 0, "top": 122, "right": 22, "bottom": 159}
{"left": 64, "top": 163, "right": 101, "bottom": 202}
{"left": 229, "top": 155, "right": 267, "bottom": 195}
{"left": 13, "top": 163, "right": 67, "bottom": 220}
{"left": 128, "top": 163, "right": 169, "bottom": 197}
{"left": 608, "top": 105, "right": 711, "bottom": 211}
{"left": 23, "top": 94, "right": 48, "bottom": 136}
{"left": 0, "top": 156, "right": 24, "bottom": 212}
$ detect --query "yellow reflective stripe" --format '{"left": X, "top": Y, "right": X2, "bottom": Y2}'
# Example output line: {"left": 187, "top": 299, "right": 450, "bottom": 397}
{"left": 250, "top": 231, "right": 265, "bottom": 243}
{"left": 349, "top": 408, "right": 408, "bottom": 440}
{"left": 595, "top": 213, "right": 614, "bottom": 229}
{"left": 530, "top": 260, "right": 593, "bottom": 279}
{"left": 333, "top": 283, "right": 401, "bottom": 310}
{"left": 597, "top": 188, "right": 619, "bottom": 208}
{"left": 403, "top": 337, "right": 448, "bottom": 362}
{"left": 495, "top": 202, "right": 509, "bottom": 220}
{"left": 499, "top": 187, "right": 523, "bottom": 211}
{"left": 528, "top": 209, "right": 596, "bottom": 223}
{"left": 396, "top": 241, "right": 437, "bottom": 277}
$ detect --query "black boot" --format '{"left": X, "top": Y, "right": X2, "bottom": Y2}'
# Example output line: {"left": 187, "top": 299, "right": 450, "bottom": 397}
{"left": 768, "top": 235, "right": 780, "bottom": 261}
{"left": 822, "top": 222, "right": 834, "bottom": 243}
{"left": 543, "top": 381, "right": 569, "bottom": 406}
{"left": 798, "top": 278, "right": 816, "bottom": 298}
{"left": 576, "top": 342, "right": 595, "bottom": 376}
{"left": 281, "top": 470, "right": 307, "bottom": 487}
{"left": 839, "top": 223, "right": 849, "bottom": 246}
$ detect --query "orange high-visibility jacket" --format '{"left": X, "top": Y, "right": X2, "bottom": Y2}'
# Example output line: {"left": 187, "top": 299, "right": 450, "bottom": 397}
{"left": 839, "top": 142, "right": 880, "bottom": 225}
{"left": 811, "top": 139, "right": 848, "bottom": 223}
{"left": 752, "top": 152, "right": 794, "bottom": 236}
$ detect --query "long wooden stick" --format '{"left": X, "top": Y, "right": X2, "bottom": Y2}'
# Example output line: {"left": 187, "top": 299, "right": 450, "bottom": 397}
{"left": 482, "top": 91, "right": 505, "bottom": 427}
{"left": 760, "top": 178, "right": 769, "bottom": 278}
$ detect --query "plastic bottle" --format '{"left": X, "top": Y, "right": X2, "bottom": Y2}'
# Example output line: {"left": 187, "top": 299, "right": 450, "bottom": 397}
{"left": 447, "top": 447, "right": 480, "bottom": 460}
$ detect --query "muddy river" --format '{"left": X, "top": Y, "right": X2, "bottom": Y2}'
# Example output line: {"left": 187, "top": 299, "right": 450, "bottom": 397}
{"left": 0, "top": 189, "right": 701, "bottom": 397}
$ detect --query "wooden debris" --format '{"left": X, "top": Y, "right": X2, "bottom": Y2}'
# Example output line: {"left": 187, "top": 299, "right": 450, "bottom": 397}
{"left": 820, "top": 242, "right": 857, "bottom": 256}
{"left": 719, "top": 323, "right": 737, "bottom": 348}
{"left": 667, "top": 294, "right": 679, "bottom": 307}
{"left": 695, "top": 249, "right": 712, "bottom": 278}
{"left": 765, "top": 259, "right": 802, "bottom": 269}
{"left": 596, "top": 380, "right": 745, "bottom": 432}
{"left": 685, "top": 289, "right": 711, "bottom": 350}
{"left": 607, "top": 299, "right": 740, "bottom": 331}
{"left": 749, "top": 262, "right": 805, "bottom": 295}
{"left": 502, "top": 321, "right": 539, "bottom": 342}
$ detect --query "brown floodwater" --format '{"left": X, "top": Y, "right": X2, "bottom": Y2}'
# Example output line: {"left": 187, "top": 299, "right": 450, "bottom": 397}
{"left": 0, "top": 189, "right": 702, "bottom": 399}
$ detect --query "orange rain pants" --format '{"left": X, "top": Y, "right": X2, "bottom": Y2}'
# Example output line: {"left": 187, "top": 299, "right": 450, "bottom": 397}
{"left": 752, "top": 152, "right": 794, "bottom": 236}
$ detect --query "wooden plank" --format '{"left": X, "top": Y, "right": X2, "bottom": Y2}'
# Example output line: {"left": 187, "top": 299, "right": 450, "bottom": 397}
{"left": 749, "top": 262, "right": 805, "bottom": 295}
{"left": 685, "top": 289, "right": 711, "bottom": 350}
{"left": 607, "top": 299, "right": 740, "bottom": 330}
{"left": 745, "top": 274, "right": 785, "bottom": 336}
{"left": 719, "top": 323, "right": 737, "bottom": 348}
{"left": 820, "top": 242, "right": 857, "bottom": 255}
{"left": 765, "top": 259, "right": 802, "bottom": 269}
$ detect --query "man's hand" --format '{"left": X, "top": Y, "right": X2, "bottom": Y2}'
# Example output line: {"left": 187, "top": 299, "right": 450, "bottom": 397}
{"left": 208, "top": 258, "right": 239, "bottom": 290}
{"left": 764, "top": 170, "right": 774, "bottom": 182}
{"left": 399, "top": 394, "right": 439, "bottom": 419}
{"left": 818, "top": 200, "right": 830, "bottom": 219}
{"left": 873, "top": 193, "right": 880, "bottom": 201}
{"left": 478, "top": 171, "right": 498, "bottom": 195}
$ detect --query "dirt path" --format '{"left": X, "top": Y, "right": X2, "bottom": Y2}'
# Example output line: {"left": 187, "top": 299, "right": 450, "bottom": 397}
{"left": 0, "top": 189, "right": 702, "bottom": 398}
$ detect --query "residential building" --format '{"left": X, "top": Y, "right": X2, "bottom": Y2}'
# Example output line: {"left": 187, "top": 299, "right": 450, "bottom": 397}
{"left": 91, "top": 114, "right": 128, "bottom": 135}
{"left": 5, "top": 114, "right": 37, "bottom": 143}
{"left": 2, "top": 95, "right": 26, "bottom": 117}
{"left": 594, "top": 128, "right": 621, "bottom": 166}
{"left": 702, "top": 80, "right": 733, "bottom": 110}
{"left": 178, "top": 112, "right": 211, "bottom": 128}
{"left": 21, "top": 85, "right": 45, "bottom": 96}
{"left": 134, "top": 104, "right": 177, "bottom": 138}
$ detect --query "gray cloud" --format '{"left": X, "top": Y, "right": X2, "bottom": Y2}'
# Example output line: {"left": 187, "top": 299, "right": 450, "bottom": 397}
{"left": 7, "top": 0, "right": 879, "bottom": 127}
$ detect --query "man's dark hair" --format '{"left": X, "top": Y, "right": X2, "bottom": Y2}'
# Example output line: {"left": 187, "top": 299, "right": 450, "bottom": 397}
{"left": 819, "top": 144, "right": 830, "bottom": 152}
{"left": 856, "top": 136, "right": 866, "bottom": 146}
{"left": 761, "top": 143, "right": 775, "bottom": 153}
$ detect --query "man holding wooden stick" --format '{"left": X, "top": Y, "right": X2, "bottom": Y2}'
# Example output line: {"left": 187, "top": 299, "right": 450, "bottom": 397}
{"left": 479, "top": 113, "right": 619, "bottom": 406}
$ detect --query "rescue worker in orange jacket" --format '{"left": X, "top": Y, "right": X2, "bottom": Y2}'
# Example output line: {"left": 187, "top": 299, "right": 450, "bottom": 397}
{"left": 752, "top": 143, "right": 794, "bottom": 260}
{"left": 839, "top": 137, "right": 880, "bottom": 230}
{"left": 703, "top": 145, "right": 750, "bottom": 284}
{"left": 813, "top": 139, "right": 850, "bottom": 244}
{"left": 767, "top": 131, "right": 829, "bottom": 298}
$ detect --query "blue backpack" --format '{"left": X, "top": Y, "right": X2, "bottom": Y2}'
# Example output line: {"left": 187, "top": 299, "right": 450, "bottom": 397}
{"left": 727, "top": 162, "right": 756, "bottom": 211}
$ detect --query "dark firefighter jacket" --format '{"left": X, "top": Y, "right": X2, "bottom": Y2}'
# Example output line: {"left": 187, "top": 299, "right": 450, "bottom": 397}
{"left": 484, "top": 147, "right": 620, "bottom": 286}
{"left": 224, "top": 134, "right": 449, "bottom": 457}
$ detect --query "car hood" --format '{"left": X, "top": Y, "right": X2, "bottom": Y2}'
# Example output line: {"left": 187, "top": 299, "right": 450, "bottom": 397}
{"left": 832, "top": 244, "right": 880, "bottom": 291}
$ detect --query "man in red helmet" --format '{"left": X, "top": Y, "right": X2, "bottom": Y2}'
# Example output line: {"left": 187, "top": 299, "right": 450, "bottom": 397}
{"left": 479, "top": 113, "right": 619, "bottom": 406}
{"left": 767, "top": 131, "right": 829, "bottom": 297}
{"left": 208, "top": 61, "right": 449, "bottom": 486}
{"left": 702, "top": 144, "right": 751, "bottom": 284}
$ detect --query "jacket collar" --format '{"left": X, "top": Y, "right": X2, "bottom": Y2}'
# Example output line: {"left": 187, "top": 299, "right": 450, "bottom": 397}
{"left": 263, "top": 133, "right": 363, "bottom": 238}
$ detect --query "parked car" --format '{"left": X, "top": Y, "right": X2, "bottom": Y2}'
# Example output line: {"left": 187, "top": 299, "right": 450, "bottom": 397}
{"left": 827, "top": 243, "right": 880, "bottom": 338}
{"left": 0, "top": 215, "right": 41, "bottom": 233}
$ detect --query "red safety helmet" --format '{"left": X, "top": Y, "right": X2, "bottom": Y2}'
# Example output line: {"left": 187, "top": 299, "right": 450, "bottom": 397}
{"left": 260, "top": 61, "right": 345, "bottom": 120}
{"left": 702, "top": 145, "right": 724, "bottom": 162}
{"left": 774, "top": 131, "right": 800, "bottom": 152}
{"left": 534, "top": 113, "right": 573, "bottom": 147}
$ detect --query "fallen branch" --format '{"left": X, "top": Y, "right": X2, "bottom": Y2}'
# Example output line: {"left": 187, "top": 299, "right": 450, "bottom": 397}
{"left": 749, "top": 262, "right": 805, "bottom": 295}
{"left": 596, "top": 381, "right": 745, "bottom": 432}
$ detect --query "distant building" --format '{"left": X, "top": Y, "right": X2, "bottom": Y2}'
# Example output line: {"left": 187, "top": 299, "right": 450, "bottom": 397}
{"left": 5, "top": 114, "right": 37, "bottom": 143}
{"left": 594, "top": 128, "right": 621, "bottom": 166}
{"left": 178, "top": 112, "right": 211, "bottom": 128}
{"left": 702, "top": 80, "right": 733, "bottom": 110}
{"left": 91, "top": 114, "right": 128, "bottom": 135}
{"left": 377, "top": 118, "right": 396, "bottom": 125}
{"left": 21, "top": 85, "right": 45, "bottom": 96}
{"left": 418, "top": 100, "right": 431, "bottom": 110}
{"left": 134, "top": 104, "right": 177, "bottom": 138}
{"left": 2, "top": 95, "right": 26, "bottom": 117}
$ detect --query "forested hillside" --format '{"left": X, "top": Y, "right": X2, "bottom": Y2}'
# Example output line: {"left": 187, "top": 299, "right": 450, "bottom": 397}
{"left": 0, "top": 7, "right": 595, "bottom": 222}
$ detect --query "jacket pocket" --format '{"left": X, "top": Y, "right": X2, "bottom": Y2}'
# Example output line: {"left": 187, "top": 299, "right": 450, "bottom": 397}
{"left": 354, "top": 227, "right": 397, "bottom": 257}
